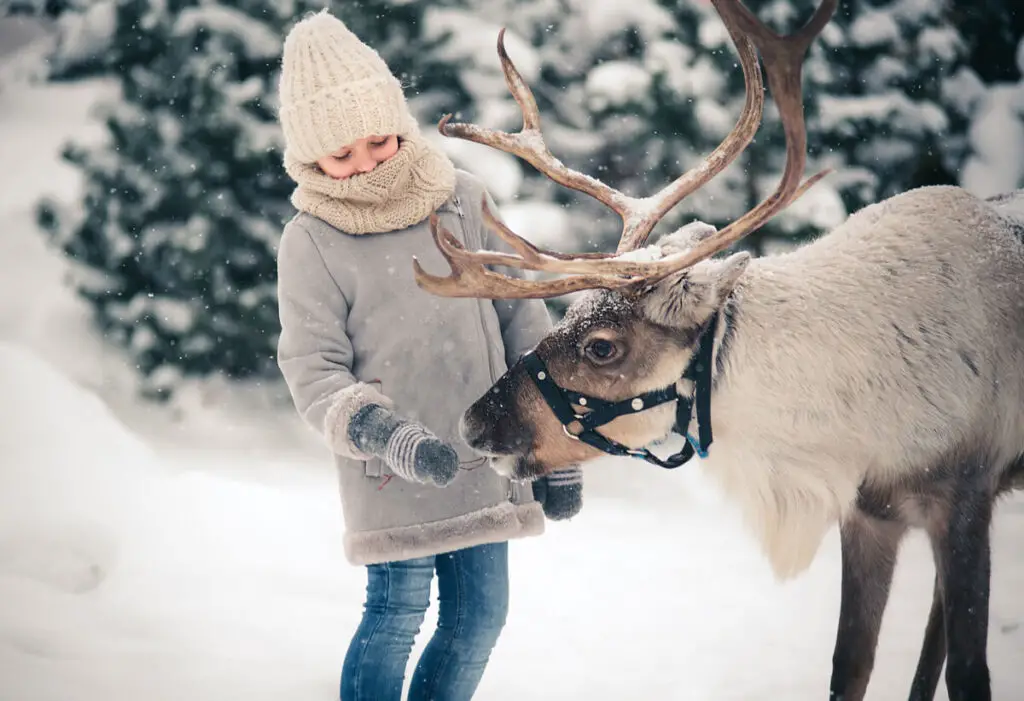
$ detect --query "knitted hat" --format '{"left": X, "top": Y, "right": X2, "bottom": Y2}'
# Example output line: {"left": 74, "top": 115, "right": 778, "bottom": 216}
{"left": 278, "top": 10, "right": 419, "bottom": 164}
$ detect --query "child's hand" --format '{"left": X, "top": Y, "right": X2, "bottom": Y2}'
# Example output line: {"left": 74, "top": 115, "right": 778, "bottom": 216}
{"left": 532, "top": 466, "right": 583, "bottom": 520}
{"left": 348, "top": 404, "right": 459, "bottom": 487}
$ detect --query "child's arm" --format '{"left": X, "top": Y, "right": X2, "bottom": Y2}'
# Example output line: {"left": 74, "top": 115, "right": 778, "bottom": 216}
{"left": 276, "top": 222, "right": 457, "bottom": 486}
{"left": 276, "top": 221, "right": 380, "bottom": 460}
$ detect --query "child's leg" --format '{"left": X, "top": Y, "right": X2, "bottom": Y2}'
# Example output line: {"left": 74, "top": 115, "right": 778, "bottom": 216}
{"left": 408, "top": 541, "right": 510, "bottom": 701}
{"left": 340, "top": 556, "right": 435, "bottom": 701}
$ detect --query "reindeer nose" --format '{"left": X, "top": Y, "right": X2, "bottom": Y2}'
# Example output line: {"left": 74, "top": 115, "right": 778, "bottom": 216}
{"left": 458, "top": 412, "right": 483, "bottom": 448}
{"left": 459, "top": 401, "right": 530, "bottom": 455}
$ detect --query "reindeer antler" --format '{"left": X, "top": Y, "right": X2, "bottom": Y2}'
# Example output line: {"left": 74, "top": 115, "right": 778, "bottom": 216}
{"left": 412, "top": 211, "right": 645, "bottom": 299}
{"left": 413, "top": 0, "right": 836, "bottom": 300}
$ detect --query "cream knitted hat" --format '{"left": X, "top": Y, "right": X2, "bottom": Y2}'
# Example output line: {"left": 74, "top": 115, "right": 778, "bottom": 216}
{"left": 279, "top": 10, "right": 418, "bottom": 163}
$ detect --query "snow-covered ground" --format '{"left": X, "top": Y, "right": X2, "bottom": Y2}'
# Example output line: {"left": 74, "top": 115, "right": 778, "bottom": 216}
{"left": 1, "top": 40, "right": 1023, "bottom": 701}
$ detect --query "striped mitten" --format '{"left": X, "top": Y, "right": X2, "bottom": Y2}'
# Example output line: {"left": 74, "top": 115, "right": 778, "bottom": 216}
{"left": 532, "top": 466, "right": 584, "bottom": 520}
{"left": 347, "top": 404, "right": 459, "bottom": 487}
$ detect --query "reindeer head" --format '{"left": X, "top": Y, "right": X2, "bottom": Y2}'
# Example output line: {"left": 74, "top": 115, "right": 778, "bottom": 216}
{"left": 413, "top": 0, "right": 837, "bottom": 478}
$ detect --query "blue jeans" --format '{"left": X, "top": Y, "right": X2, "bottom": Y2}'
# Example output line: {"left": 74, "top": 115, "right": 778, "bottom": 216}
{"left": 340, "top": 541, "right": 509, "bottom": 701}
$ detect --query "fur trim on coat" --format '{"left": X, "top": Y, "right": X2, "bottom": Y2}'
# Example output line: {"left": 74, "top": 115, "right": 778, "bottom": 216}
{"left": 344, "top": 501, "right": 545, "bottom": 566}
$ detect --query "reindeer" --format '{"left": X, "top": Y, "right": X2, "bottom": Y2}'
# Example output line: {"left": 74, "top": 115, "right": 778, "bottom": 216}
{"left": 409, "top": 0, "right": 1024, "bottom": 699}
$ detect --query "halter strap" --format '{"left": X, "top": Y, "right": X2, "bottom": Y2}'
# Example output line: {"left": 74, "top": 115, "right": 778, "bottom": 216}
{"left": 523, "top": 312, "right": 718, "bottom": 469}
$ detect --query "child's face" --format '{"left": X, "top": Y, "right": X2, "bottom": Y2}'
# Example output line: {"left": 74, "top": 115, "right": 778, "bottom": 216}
{"left": 317, "top": 134, "right": 400, "bottom": 179}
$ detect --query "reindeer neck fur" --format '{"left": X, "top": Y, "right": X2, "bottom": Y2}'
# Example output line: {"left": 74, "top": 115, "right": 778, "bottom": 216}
{"left": 694, "top": 185, "right": 1024, "bottom": 580}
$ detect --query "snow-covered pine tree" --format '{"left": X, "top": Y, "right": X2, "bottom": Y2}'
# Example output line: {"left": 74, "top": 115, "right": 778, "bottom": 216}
{"left": 438, "top": 0, "right": 973, "bottom": 261}
{"left": 37, "top": 0, "right": 470, "bottom": 397}
{"left": 803, "top": 0, "right": 972, "bottom": 227}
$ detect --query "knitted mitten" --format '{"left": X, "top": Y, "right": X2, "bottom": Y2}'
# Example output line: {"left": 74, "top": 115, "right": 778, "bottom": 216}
{"left": 532, "top": 466, "right": 584, "bottom": 520}
{"left": 347, "top": 404, "right": 459, "bottom": 487}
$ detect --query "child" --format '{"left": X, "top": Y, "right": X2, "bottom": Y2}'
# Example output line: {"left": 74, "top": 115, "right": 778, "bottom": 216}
{"left": 274, "top": 10, "right": 583, "bottom": 701}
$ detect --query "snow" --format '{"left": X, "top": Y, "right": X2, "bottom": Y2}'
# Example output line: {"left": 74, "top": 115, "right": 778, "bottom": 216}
{"left": 498, "top": 201, "right": 573, "bottom": 251}
{"left": 1, "top": 28, "right": 1023, "bottom": 701}
{"left": 817, "top": 92, "right": 948, "bottom": 137}
{"left": 0, "top": 341, "right": 349, "bottom": 701}
{"left": 848, "top": 10, "right": 901, "bottom": 48}
{"left": 585, "top": 60, "right": 652, "bottom": 112}
{"left": 694, "top": 96, "right": 739, "bottom": 140}
{"left": 961, "top": 83, "right": 1024, "bottom": 197}
{"left": 645, "top": 31, "right": 724, "bottom": 104}
{"left": 423, "top": 8, "right": 541, "bottom": 98}
{"left": 917, "top": 26, "right": 963, "bottom": 65}
{"left": 173, "top": 6, "right": 281, "bottom": 60}
{"left": 0, "top": 15, "right": 53, "bottom": 85}
{"left": 435, "top": 135, "right": 525, "bottom": 203}
{"left": 960, "top": 41, "right": 1024, "bottom": 198}
{"left": 768, "top": 178, "right": 848, "bottom": 239}
{"left": 566, "top": 0, "right": 674, "bottom": 45}
{"left": 48, "top": 0, "right": 116, "bottom": 73}
{"left": 609, "top": 244, "right": 663, "bottom": 262}
{"left": 696, "top": 10, "right": 731, "bottom": 49}
{"left": 891, "top": 0, "right": 944, "bottom": 24}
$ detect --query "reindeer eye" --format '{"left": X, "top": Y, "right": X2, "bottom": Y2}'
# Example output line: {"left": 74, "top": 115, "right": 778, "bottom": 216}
{"left": 584, "top": 339, "right": 618, "bottom": 363}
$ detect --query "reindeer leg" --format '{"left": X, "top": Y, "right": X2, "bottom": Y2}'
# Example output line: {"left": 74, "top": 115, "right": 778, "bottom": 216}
{"left": 936, "top": 487, "right": 993, "bottom": 701}
{"left": 907, "top": 574, "right": 945, "bottom": 701}
{"left": 829, "top": 509, "right": 907, "bottom": 701}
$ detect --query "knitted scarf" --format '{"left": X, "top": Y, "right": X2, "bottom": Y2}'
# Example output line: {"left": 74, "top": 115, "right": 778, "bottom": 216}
{"left": 284, "top": 133, "right": 457, "bottom": 235}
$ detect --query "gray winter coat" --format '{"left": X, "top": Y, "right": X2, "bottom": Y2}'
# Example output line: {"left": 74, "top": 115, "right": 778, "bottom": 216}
{"left": 276, "top": 170, "right": 551, "bottom": 566}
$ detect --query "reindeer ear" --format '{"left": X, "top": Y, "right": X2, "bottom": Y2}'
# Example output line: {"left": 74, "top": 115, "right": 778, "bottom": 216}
{"left": 689, "top": 251, "right": 751, "bottom": 302}
{"left": 641, "top": 251, "right": 750, "bottom": 327}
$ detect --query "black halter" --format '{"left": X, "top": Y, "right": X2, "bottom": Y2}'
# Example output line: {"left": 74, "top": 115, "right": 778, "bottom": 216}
{"left": 522, "top": 313, "right": 718, "bottom": 469}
